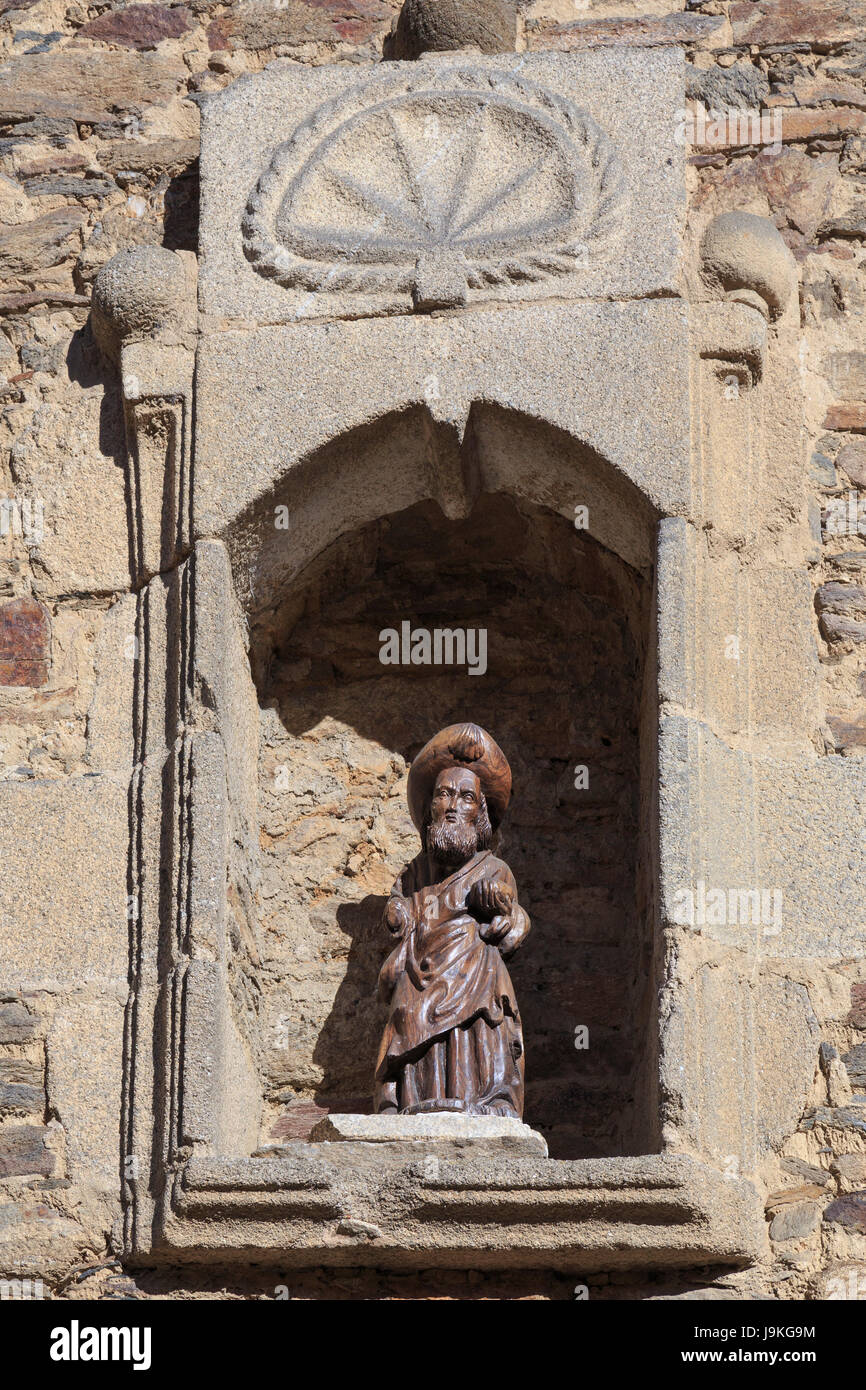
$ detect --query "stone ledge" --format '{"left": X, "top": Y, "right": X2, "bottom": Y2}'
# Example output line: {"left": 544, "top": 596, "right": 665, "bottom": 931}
{"left": 151, "top": 1152, "right": 766, "bottom": 1272}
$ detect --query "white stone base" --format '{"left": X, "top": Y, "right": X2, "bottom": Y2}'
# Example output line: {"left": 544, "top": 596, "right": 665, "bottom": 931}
{"left": 309, "top": 1112, "right": 548, "bottom": 1156}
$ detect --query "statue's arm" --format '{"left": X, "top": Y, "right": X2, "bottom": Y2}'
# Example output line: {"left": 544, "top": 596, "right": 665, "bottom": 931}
{"left": 383, "top": 865, "right": 414, "bottom": 938}
{"left": 497, "top": 902, "right": 530, "bottom": 960}
{"left": 495, "top": 862, "right": 530, "bottom": 957}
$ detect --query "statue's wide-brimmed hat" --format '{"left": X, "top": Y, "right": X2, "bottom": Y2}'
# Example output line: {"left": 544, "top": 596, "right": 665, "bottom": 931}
{"left": 407, "top": 723, "right": 512, "bottom": 832}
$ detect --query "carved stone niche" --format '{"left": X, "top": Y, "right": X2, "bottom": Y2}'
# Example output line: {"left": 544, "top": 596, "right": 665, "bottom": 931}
{"left": 95, "top": 44, "right": 857, "bottom": 1277}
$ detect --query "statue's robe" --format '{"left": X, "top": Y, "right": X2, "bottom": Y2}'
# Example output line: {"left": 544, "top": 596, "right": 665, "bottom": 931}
{"left": 374, "top": 849, "right": 525, "bottom": 1117}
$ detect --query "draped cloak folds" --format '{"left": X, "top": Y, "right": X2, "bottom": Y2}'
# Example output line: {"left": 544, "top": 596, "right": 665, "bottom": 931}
{"left": 374, "top": 849, "right": 525, "bottom": 1116}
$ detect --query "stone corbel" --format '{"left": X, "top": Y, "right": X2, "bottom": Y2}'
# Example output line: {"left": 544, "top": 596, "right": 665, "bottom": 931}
{"left": 700, "top": 211, "right": 798, "bottom": 325}
{"left": 92, "top": 247, "right": 197, "bottom": 584}
{"left": 688, "top": 211, "right": 798, "bottom": 392}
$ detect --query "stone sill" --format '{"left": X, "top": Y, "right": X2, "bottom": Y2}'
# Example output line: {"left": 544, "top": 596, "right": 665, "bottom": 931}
{"left": 153, "top": 1151, "right": 766, "bottom": 1272}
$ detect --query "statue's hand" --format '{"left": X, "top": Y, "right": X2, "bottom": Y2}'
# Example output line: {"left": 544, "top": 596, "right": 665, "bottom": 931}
{"left": 468, "top": 875, "right": 514, "bottom": 922}
{"left": 479, "top": 912, "right": 511, "bottom": 945}
{"left": 384, "top": 894, "right": 412, "bottom": 936}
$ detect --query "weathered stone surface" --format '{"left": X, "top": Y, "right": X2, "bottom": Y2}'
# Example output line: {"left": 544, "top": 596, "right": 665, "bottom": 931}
{"left": 819, "top": 205, "right": 866, "bottom": 239}
{"left": 817, "top": 581, "right": 866, "bottom": 643}
{"left": 731, "top": 0, "right": 866, "bottom": 49}
{"left": 832, "top": 1154, "right": 866, "bottom": 1185}
{"left": 823, "top": 1192, "right": 866, "bottom": 1231}
{"left": 207, "top": 0, "right": 390, "bottom": 52}
{"left": 0, "top": 290, "right": 89, "bottom": 315}
{"left": 832, "top": 529, "right": 866, "bottom": 567}
{"left": 848, "top": 983, "right": 866, "bottom": 1028}
{"left": 0, "top": 51, "right": 184, "bottom": 125}
{"left": 527, "top": 13, "right": 725, "bottom": 51}
{"left": 816, "top": 582, "right": 866, "bottom": 613}
{"left": 0, "top": 1002, "right": 39, "bottom": 1045}
{"left": 810, "top": 444, "right": 837, "bottom": 487}
{"left": 694, "top": 146, "right": 838, "bottom": 244}
{"left": 800, "top": 1104, "right": 866, "bottom": 1135}
{"left": 20, "top": 175, "right": 115, "bottom": 203}
{"left": 1, "top": 399, "right": 131, "bottom": 600}
{"left": 0, "top": 1057, "right": 41, "bottom": 1084}
{"left": 827, "top": 715, "right": 866, "bottom": 748}
{"left": 665, "top": 959, "right": 819, "bottom": 1165}
{"left": 836, "top": 440, "right": 866, "bottom": 486}
{"left": 0, "top": 1125, "right": 54, "bottom": 1178}
{"left": 79, "top": 3, "right": 192, "bottom": 50}
{"left": 658, "top": 529, "right": 821, "bottom": 739}
{"left": 97, "top": 137, "right": 199, "bottom": 175}
{"left": 83, "top": 594, "right": 137, "bottom": 776}
{"left": 829, "top": 351, "right": 866, "bottom": 401}
{"left": 15, "top": 149, "right": 90, "bottom": 180}
{"left": 819, "top": 1041, "right": 854, "bottom": 1105}
{"left": 777, "top": 106, "right": 866, "bottom": 144}
{"left": 0, "top": 598, "right": 50, "bottom": 688}
{"left": 46, "top": 994, "right": 125, "bottom": 1192}
{"left": 825, "top": 402, "right": 866, "bottom": 431}
{"left": 0, "top": 1085, "right": 42, "bottom": 1115}
{"left": 0, "top": 778, "right": 129, "bottom": 986}
{"left": 686, "top": 62, "right": 770, "bottom": 111}
{"left": 170, "top": 1151, "right": 764, "bottom": 1270}
{"left": 659, "top": 718, "right": 866, "bottom": 958}
{"left": 0, "top": 207, "right": 87, "bottom": 282}
{"left": 840, "top": 132, "right": 866, "bottom": 173}
{"left": 842, "top": 1042, "right": 866, "bottom": 1087}
{"left": 781, "top": 1156, "right": 834, "bottom": 1186}
{"left": 769, "top": 1200, "right": 821, "bottom": 1241}
{"left": 0, "top": 1197, "right": 90, "bottom": 1282}
{"left": 766, "top": 1181, "right": 831, "bottom": 1208}
{"left": 0, "top": 1052, "right": 42, "bottom": 1117}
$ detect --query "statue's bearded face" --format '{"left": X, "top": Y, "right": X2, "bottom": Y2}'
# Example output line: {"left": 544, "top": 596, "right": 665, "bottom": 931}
{"left": 426, "top": 767, "right": 491, "bottom": 866}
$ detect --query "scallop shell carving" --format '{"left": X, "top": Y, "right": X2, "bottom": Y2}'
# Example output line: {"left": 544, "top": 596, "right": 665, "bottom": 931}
{"left": 242, "top": 68, "right": 630, "bottom": 307}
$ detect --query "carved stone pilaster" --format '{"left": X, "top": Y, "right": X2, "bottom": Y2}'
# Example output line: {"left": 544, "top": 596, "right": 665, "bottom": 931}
{"left": 93, "top": 246, "right": 197, "bottom": 584}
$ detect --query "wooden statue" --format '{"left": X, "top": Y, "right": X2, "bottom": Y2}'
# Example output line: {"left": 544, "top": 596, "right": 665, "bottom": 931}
{"left": 375, "top": 723, "right": 531, "bottom": 1118}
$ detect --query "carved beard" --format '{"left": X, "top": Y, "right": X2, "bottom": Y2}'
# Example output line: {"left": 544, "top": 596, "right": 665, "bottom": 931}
{"left": 426, "top": 817, "right": 479, "bottom": 868}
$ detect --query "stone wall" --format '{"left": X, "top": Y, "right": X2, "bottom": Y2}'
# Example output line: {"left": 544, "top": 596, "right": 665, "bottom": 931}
{"left": 1, "top": 0, "right": 865, "bottom": 1299}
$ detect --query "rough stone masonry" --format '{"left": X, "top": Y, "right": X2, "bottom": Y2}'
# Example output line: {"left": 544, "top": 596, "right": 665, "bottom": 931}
{"left": 0, "top": 0, "right": 865, "bottom": 1303}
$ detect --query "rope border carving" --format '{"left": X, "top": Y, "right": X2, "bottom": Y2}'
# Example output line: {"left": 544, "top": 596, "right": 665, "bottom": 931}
{"left": 242, "top": 68, "right": 630, "bottom": 301}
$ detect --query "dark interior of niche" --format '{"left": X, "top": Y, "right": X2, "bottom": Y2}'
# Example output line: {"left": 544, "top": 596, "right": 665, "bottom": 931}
{"left": 249, "top": 492, "right": 654, "bottom": 1160}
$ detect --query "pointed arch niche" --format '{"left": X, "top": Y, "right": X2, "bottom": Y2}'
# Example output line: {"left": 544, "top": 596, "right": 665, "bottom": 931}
{"left": 236, "top": 406, "right": 658, "bottom": 1163}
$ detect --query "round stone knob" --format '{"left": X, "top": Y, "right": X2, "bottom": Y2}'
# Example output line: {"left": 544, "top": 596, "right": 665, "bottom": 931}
{"left": 390, "top": 0, "right": 518, "bottom": 59}
{"left": 92, "top": 246, "right": 191, "bottom": 359}
{"left": 701, "top": 212, "right": 797, "bottom": 321}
